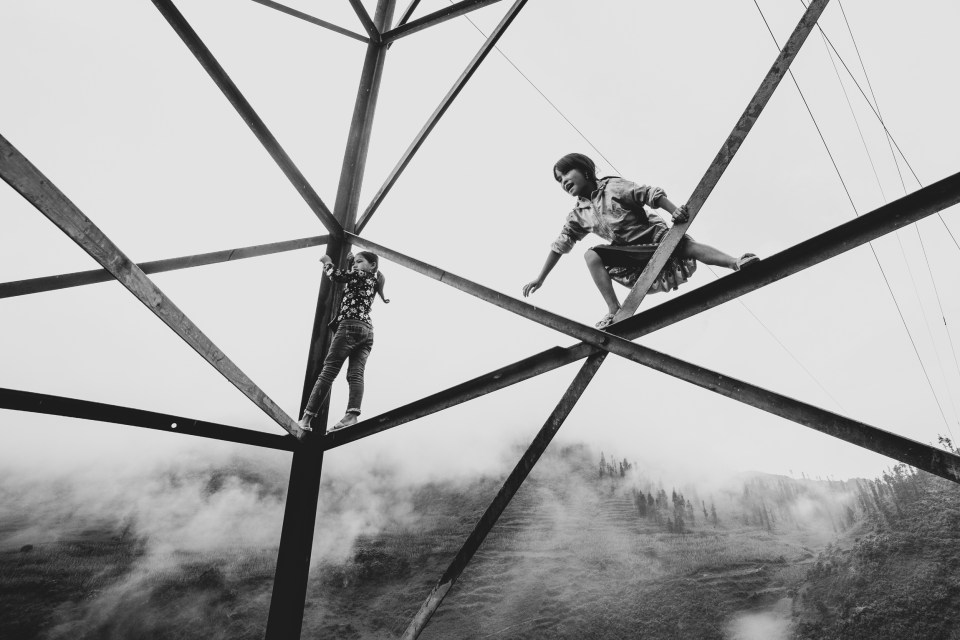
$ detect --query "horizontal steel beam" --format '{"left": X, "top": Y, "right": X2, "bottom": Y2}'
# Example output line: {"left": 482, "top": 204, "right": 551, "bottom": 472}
{"left": 401, "top": 353, "right": 607, "bottom": 640}
{"left": 0, "top": 133, "right": 303, "bottom": 439}
{"left": 0, "top": 235, "right": 329, "bottom": 299}
{"left": 149, "top": 0, "right": 343, "bottom": 240}
{"left": 329, "top": 171, "right": 960, "bottom": 450}
{"left": 0, "top": 387, "right": 295, "bottom": 451}
{"left": 250, "top": 0, "right": 369, "bottom": 43}
{"left": 381, "top": 0, "right": 505, "bottom": 43}
{"left": 356, "top": 0, "right": 528, "bottom": 232}
{"left": 348, "top": 0, "right": 381, "bottom": 41}
{"left": 617, "top": 0, "right": 829, "bottom": 318}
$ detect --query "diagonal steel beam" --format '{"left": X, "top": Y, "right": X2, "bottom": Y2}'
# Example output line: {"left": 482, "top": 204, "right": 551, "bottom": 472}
{"left": 401, "top": 353, "right": 608, "bottom": 639}
{"left": 149, "top": 0, "right": 343, "bottom": 241}
{"left": 0, "top": 387, "right": 296, "bottom": 451}
{"left": 250, "top": 0, "right": 369, "bottom": 43}
{"left": 381, "top": 0, "right": 505, "bottom": 43}
{"left": 394, "top": 0, "right": 423, "bottom": 28}
{"left": 616, "top": 0, "right": 829, "bottom": 319}
{"left": 344, "top": 222, "right": 960, "bottom": 482}
{"left": 329, "top": 170, "right": 960, "bottom": 450}
{"left": 348, "top": 0, "right": 381, "bottom": 41}
{"left": 0, "top": 235, "right": 329, "bottom": 299}
{"left": 0, "top": 133, "right": 303, "bottom": 439}
{"left": 356, "top": 0, "right": 529, "bottom": 232}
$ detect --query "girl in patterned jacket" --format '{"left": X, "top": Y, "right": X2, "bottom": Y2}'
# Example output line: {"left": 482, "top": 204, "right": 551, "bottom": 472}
{"left": 523, "top": 153, "right": 757, "bottom": 328}
{"left": 299, "top": 251, "right": 389, "bottom": 433}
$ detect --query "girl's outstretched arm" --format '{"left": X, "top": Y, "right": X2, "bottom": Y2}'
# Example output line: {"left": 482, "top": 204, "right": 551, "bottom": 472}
{"left": 523, "top": 250, "right": 561, "bottom": 297}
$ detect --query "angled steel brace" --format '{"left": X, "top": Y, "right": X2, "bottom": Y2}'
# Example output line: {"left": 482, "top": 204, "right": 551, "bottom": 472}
{"left": 0, "top": 235, "right": 329, "bottom": 299}
{"left": 149, "top": 0, "right": 343, "bottom": 241}
{"left": 343, "top": 212, "right": 960, "bottom": 482}
{"left": 394, "top": 0, "right": 423, "bottom": 28}
{"left": 356, "top": 0, "right": 529, "bottom": 232}
{"left": 401, "top": 353, "right": 608, "bottom": 639}
{"left": 0, "top": 133, "right": 302, "bottom": 439}
{"left": 330, "top": 171, "right": 960, "bottom": 449}
{"left": 250, "top": 0, "right": 369, "bottom": 43}
{"left": 348, "top": 0, "right": 381, "bottom": 42}
{"left": 382, "top": 0, "right": 505, "bottom": 43}
{"left": 0, "top": 387, "right": 295, "bottom": 451}
{"left": 617, "top": 0, "right": 829, "bottom": 318}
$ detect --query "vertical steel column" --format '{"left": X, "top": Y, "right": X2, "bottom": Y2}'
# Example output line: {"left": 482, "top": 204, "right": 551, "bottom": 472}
{"left": 264, "top": 1, "right": 395, "bottom": 637}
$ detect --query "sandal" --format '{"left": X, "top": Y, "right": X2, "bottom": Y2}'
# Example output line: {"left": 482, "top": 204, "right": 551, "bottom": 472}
{"left": 595, "top": 311, "right": 617, "bottom": 329}
{"left": 736, "top": 253, "right": 760, "bottom": 271}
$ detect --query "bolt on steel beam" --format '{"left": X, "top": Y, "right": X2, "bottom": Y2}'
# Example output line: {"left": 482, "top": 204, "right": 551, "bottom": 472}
{"left": 0, "top": 387, "right": 296, "bottom": 451}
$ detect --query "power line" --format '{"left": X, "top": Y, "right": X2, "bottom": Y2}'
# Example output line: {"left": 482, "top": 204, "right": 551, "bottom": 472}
{"left": 799, "top": 0, "right": 960, "bottom": 255}
{"left": 830, "top": 0, "right": 960, "bottom": 433}
{"left": 446, "top": 0, "right": 622, "bottom": 175}
{"left": 752, "top": 0, "right": 953, "bottom": 434}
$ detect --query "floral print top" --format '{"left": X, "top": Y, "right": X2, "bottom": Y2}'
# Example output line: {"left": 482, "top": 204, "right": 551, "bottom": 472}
{"left": 550, "top": 177, "right": 668, "bottom": 255}
{"left": 325, "top": 266, "right": 379, "bottom": 327}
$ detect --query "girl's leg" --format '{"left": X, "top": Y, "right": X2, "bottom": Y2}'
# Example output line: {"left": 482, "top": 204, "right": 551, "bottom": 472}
{"left": 337, "top": 336, "right": 373, "bottom": 429}
{"left": 301, "top": 330, "right": 351, "bottom": 429}
{"left": 584, "top": 249, "right": 621, "bottom": 313}
{"left": 677, "top": 240, "right": 738, "bottom": 270}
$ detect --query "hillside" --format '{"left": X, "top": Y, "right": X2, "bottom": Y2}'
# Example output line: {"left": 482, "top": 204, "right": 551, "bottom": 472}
{"left": 1, "top": 444, "right": 957, "bottom": 639}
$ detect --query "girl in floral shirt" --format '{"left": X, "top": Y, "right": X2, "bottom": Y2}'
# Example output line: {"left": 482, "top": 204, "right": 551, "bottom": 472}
{"left": 523, "top": 153, "right": 757, "bottom": 328}
{"left": 299, "top": 251, "right": 389, "bottom": 433}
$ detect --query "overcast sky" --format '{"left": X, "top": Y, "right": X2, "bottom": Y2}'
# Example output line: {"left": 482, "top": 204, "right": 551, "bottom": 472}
{"left": 2, "top": 0, "right": 960, "bottom": 483}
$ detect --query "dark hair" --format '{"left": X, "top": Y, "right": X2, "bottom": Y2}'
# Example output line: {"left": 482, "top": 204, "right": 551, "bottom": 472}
{"left": 553, "top": 153, "right": 597, "bottom": 183}
{"left": 355, "top": 251, "right": 389, "bottom": 303}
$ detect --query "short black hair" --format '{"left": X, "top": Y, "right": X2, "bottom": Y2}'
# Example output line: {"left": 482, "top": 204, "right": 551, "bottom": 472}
{"left": 553, "top": 153, "right": 597, "bottom": 182}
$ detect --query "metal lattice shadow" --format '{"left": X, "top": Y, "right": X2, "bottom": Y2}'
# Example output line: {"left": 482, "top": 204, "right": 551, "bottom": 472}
{"left": 3, "top": 1, "right": 960, "bottom": 638}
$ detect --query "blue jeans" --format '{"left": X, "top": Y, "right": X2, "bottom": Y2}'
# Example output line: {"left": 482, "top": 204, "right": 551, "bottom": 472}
{"left": 303, "top": 319, "right": 374, "bottom": 420}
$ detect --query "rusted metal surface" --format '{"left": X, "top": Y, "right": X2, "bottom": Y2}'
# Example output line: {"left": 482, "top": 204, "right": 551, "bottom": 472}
{"left": 356, "top": 0, "right": 529, "bottom": 232}
{"left": 381, "top": 0, "right": 505, "bottom": 43}
{"left": 0, "top": 387, "right": 295, "bottom": 451}
{"left": 401, "top": 353, "right": 608, "bottom": 640}
{"left": 249, "top": 0, "right": 369, "bottom": 42}
{"left": 149, "top": 0, "right": 343, "bottom": 240}
{"left": 0, "top": 133, "right": 302, "bottom": 440}
{"left": 264, "top": 2, "right": 396, "bottom": 638}
{"left": 335, "top": 172, "right": 960, "bottom": 450}
{"left": 348, "top": 0, "right": 381, "bottom": 41}
{"left": 616, "top": 0, "right": 830, "bottom": 319}
{"left": 0, "top": 235, "right": 329, "bottom": 299}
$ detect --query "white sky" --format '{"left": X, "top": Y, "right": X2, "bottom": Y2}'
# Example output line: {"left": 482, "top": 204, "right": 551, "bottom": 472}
{"left": 2, "top": 0, "right": 960, "bottom": 482}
